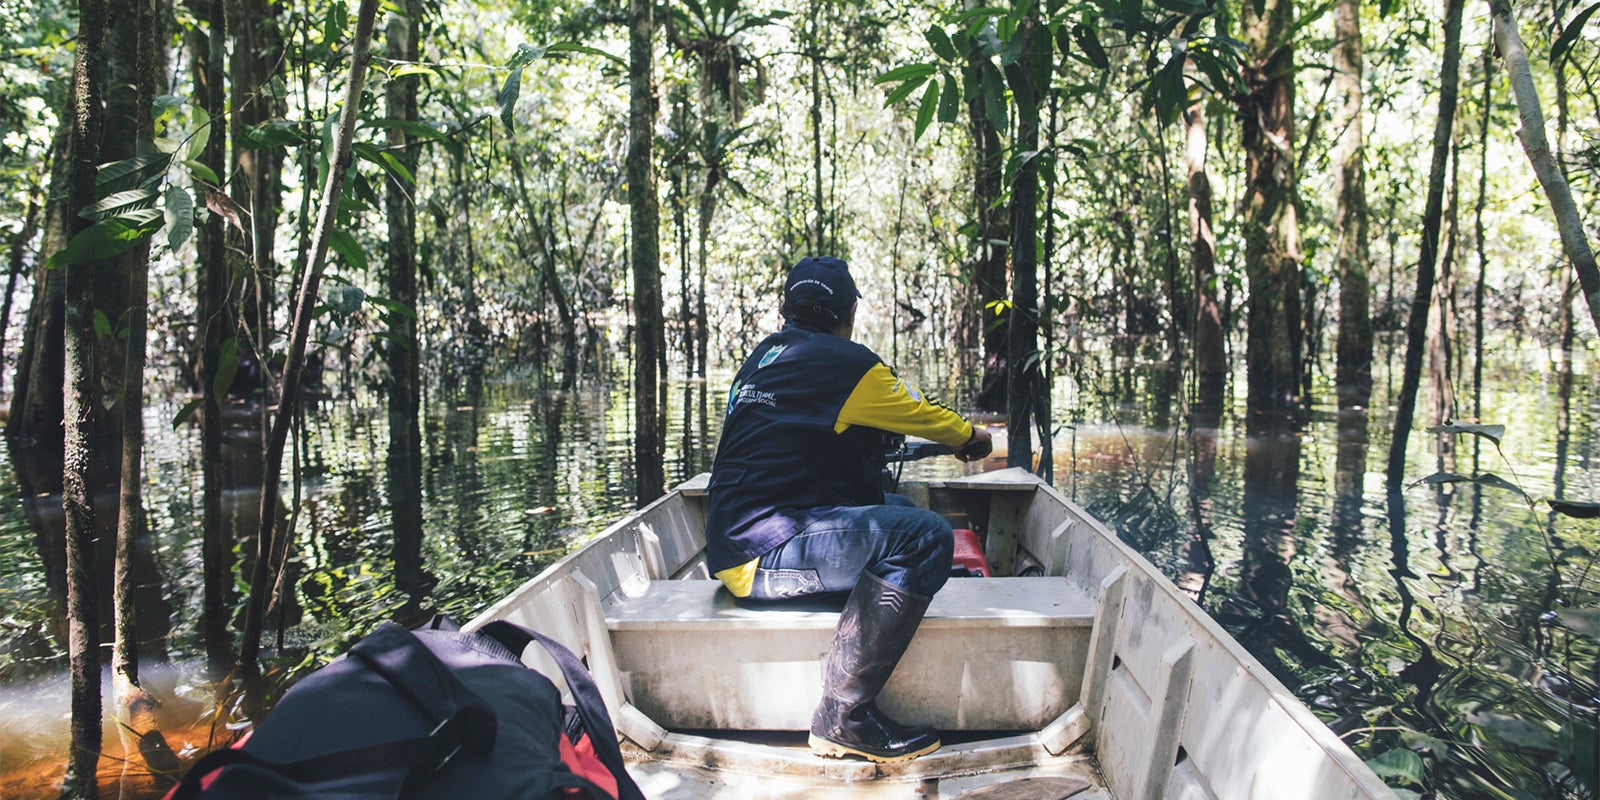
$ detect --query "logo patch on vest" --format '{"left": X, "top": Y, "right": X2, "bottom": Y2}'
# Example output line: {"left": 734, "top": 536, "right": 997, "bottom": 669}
{"left": 757, "top": 344, "right": 787, "bottom": 369}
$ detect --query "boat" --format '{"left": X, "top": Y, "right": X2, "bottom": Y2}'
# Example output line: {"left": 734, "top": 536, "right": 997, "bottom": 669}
{"left": 467, "top": 466, "right": 1398, "bottom": 799}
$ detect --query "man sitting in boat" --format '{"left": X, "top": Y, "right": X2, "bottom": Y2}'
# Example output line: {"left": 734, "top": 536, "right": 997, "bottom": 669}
{"left": 705, "top": 255, "right": 992, "bottom": 763}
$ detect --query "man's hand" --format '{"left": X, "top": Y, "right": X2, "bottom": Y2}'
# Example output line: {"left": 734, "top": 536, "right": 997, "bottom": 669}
{"left": 954, "top": 426, "right": 993, "bottom": 462}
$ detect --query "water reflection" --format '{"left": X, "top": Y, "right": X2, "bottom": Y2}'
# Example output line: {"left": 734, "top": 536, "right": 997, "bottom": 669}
{"left": 0, "top": 342, "right": 1596, "bottom": 799}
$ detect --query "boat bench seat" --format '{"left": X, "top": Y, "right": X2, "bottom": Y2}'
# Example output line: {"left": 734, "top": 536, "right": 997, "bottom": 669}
{"left": 602, "top": 576, "right": 1094, "bottom": 731}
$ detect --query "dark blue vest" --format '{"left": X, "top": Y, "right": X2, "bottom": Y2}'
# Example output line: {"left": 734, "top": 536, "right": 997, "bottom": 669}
{"left": 704, "top": 324, "right": 889, "bottom": 572}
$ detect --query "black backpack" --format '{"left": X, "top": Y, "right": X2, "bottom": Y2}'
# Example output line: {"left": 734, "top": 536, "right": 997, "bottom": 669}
{"left": 169, "top": 617, "right": 646, "bottom": 800}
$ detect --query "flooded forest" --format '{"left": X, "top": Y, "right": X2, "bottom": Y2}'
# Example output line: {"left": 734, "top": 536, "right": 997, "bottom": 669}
{"left": 0, "top": 0, "right": 1597, "bottom": 796}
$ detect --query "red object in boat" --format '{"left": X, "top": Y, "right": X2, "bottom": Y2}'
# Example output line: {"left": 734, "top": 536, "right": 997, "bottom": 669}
{"left": 951, "top": 528, "right": 991, "bottom": 577}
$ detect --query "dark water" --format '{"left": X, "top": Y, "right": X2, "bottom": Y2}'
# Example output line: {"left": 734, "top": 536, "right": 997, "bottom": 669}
{"left": 0, "top": 334, "right": 1596, "bottom": 799}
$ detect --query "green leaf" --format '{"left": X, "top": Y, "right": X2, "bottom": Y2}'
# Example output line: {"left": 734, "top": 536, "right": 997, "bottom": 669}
{"left": 328, "top": 228, "right": 368, "bottom": 272}
{"left": 367, "top": 118, "right": 450, "bottom": 141}
{"left": 1398, "top": 730, "right": 1450, "bottom": 758}
{"left": 1413, "top": 471, "right": 1529, "bottom": 501}
{"left": 1364, "top": 748, "right": 1424, "bottom": 786}
{"left": 876, "top": 63, "right": 938, "bottom": 84}
{"left": 379, "top": 152, "right": 415, "bottom": 186}
{"left": 498, "top": 67, "right": 524, "bottom": 130}
{"left": 368, "top": 295, "right": 418, "bottom": 320}
{"left": 1073, "top": 23, "right": 1110, "bottom": 70}
{"left": 81, "top": 188, "right": 158, "bottom": 221}
{"left": 188, "top": 105, "right": 212, "bottom": 162}
{"left": 92, "top": 309, "right": 112, "bottom": 340}
{"left": 164, "top": 187, "right": 193, "bottom": 251}
{"left": 97, "top": 154, "right": 171, "bottom": 193}
{"left": 1473, "top": 472, "right": 1525, "bottom": 496}
{"left": 1549, "top": 499, "right": 1600, "bottom": 518}
{"left": 926, "top": 25, "right": 958, "bottom": 61}
{"left": 1425, "top": 421, "right": 1505, "bottom": 445}
{"left": 1551, "top": 2, "right": 1600, "bottom": 63}
{"left": 974, "top": 19, "right": 1003, "bottom": 57}
{"left": 212, "top": 337, "right": 238, "bottom": 404}
{"left": 388, "top": 63, "right": 438, "bottom": 79}
{"left": 1121, "top": 0, "right": 1145, "bottom": 34}
{"left": 185, "top": 159, "right": 220, "bottom": 185}
{"left": 244, "top": 119, "right": 306, "bottom": 149}
{"left": 46, "top": 209, "right": 164, "bottom": 270}
{"left": 914, "top": 80, "right": 940, "bottom": 140}
{"left": 546, "top": 41, "right": 627, "bottom": 68}
{"left": 1000, "top": 21, "right": 1025, "bottom": 66}
{"left": 884, "top": 75, "right": 929, "bottom": 107}
{"left": 323, "top": 1, "right": 347, "bottom": 48}
{"left": 1555, "top": 606, "right": 1600, "bottom": 638}
{"left": 172, "top": 397, "right": 204, "bottom": 429}
{"left": 327, "top": 284, "right": 366, "bottom": 315}
{"left": 153, "top": 94, "right": 183, "bottom": 122}
{"left": 506, "top": 42, "right": 545, "bottom": 70}
{"left": 980, "top": 60, "right": 1009, "bottom": 132}
{"left": 938, "top": 73, "right": 961, "bottom": 124}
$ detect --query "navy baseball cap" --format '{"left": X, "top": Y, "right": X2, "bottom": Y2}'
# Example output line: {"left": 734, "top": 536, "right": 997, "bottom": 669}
{"left": 781, "top": 256, "right": 861, "bottom": 324}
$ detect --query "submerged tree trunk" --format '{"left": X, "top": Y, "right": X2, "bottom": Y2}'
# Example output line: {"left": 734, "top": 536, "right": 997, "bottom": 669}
{"left": 1488, "top": 0, "right": 1600, "bottom": 336}
{"left": 8, "top": 120, "right": 70, "bottom": 445}
{"left": 968, "top": 34, "right": 1008, "bottom": 412}
{"left": 0, "top": 181, "right": 43, "bottom": 392}
{"left": 63, "top": 0, "right": 108, "bottom": 791}
{"left": 629, "top": 0, "right": 664, "bottom": 505}
{"left": 1185, "top": 56, "right": 1223, "bottom": 422}
{"left": 384, "top": 0, "right": 421, "bottom": 434}
{"left": 189, "top": 0, "right": 233, "bottom": 677}
{"left": 1387, "top": 0, "right": 1463, "bottom": 489}
{"left": 1472, "top": 45, "right": 1492, "bottom": 418}
{"left": 1240, "top": 0, "right": 1303, "bottom": 428}
{"left": 241, "top": 0, "right": 380, "bottom": 673}
{"left": 1005, "top": 13, "right": 1043, "bottom": 471}
{"left": 1332, "top": 0, "right": 1373, "bottom": 409}
{"left": 113, "top": 0, "right": 161, "bottom": 766}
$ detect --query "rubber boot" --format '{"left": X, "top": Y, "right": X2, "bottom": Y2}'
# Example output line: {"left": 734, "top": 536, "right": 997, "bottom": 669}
{"left": 808, "top": 572, "right": 941, "bottom": 762}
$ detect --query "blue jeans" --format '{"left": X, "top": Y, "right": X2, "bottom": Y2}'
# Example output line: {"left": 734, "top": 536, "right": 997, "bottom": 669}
{"left": 749, "top": 494, "right": 954, "bottom": 599}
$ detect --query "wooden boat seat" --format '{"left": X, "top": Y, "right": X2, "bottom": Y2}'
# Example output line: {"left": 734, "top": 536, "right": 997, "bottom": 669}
{"left": 603, "top": 576, "right": 1094, "bottom": 732}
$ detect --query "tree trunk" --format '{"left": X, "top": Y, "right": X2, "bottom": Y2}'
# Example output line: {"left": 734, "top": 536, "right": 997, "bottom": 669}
{"left": 384, "top": 0, "right": 420, "bottom": 445}
{"left": 1332, "top": 0, "right": 1373, "bottom": 409}
{"left": 1387, "top": 0, "right": 1463, "bottom": 489}
{"left": 63, "top": 0, "right": 108, "bottom": 791}
{"left": 629, "top": 0, "right": 664, "bottom": 505}
{"left": 669, "top": 92, "right": 694, "bottom": 381}
{"left": 230, "top": 0, "right": 285, "bottom": 382}
{"left": 968, "top": 37, "right": 1008, "bottom": 412}
{"left": 0, "top": 182, "right": 43, "bottom": 393}
{"left": 6, "top": 120, "right": 69, "bottom": 445}
{"left": 1488, "top": 0, "right": 1600, "bottom": 336}
{"left": 113, "top": 0, "right": 161, "bottom": 759}
{"left": 808, "top": 0, "right": 824, "bottom": 251}
{"left": 1428, "top": 138, "right": 1460, "bottom": 422}
{"left": 188, "top": 0, "right": 233, "bottom": 677}
{"left": 1037, "top": 85, "right": 1058, "bottom": 482}
{"left": 1005, "top": 12, "right": 1043, "bottom": 471}
{"left": 1185, "top": 57, "right": 1224, "bottom": 423}
{"left": 1240, "top": 0, "right": 1303, "bottom": 428}
{"left": 241, "top": 0, "right": 381, "bottom": 673}
{"left": 1472, "top": 44, "right": 1492, "bottom": 419}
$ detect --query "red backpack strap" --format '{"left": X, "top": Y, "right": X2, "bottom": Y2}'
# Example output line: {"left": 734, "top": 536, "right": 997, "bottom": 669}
{"left": 477, "top": 620, "right": 646, "bottom": 800}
